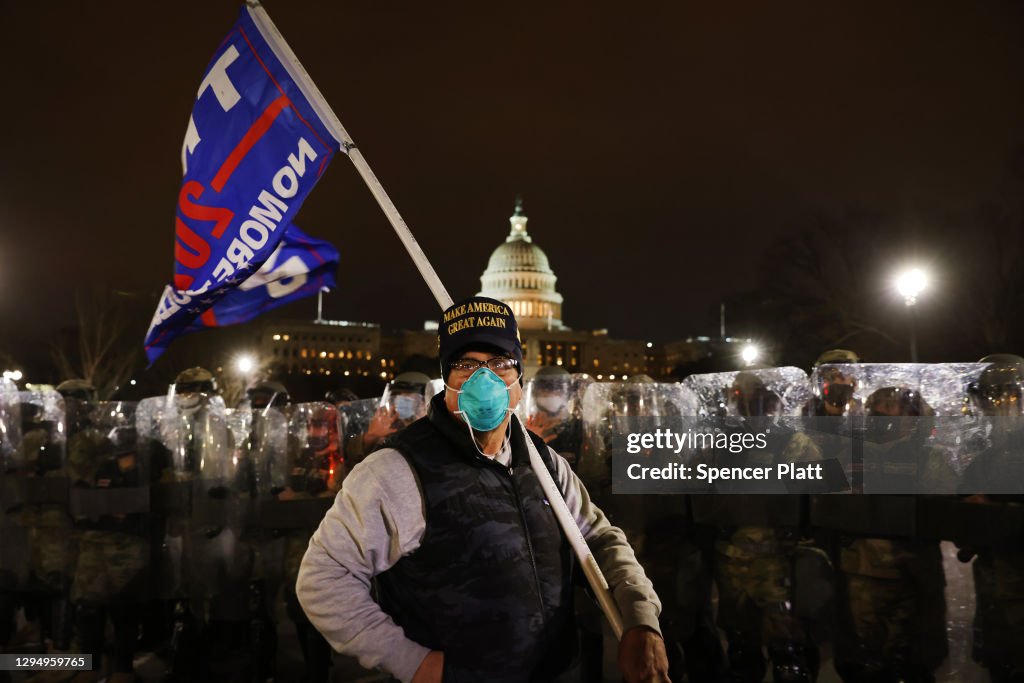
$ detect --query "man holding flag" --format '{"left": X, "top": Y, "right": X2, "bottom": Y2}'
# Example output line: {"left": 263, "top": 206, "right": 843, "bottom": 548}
{"left": 297, "top": 297, "right": 670, "bottom": 683}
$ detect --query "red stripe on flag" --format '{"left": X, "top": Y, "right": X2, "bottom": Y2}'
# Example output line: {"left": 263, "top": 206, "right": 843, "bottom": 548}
{"left": 201, "top": 308, "right": 218, "bottom": 327}
{"left": 211, "top": 94, "right": 290, "bottom": 192}
{"left": 238, "top": 26, "right": 335, "bottom": 157}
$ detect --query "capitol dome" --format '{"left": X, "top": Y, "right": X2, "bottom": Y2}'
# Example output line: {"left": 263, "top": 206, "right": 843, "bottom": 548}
{"left": 479, "top": 198, "right": 565, "bottom": 331}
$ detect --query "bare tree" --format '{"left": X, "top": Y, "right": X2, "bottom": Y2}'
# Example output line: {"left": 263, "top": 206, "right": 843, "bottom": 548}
{"left": 51, "top": 290, "right": 143, "bottom": 399}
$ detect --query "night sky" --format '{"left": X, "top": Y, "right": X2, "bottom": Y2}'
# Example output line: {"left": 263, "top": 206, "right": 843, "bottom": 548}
{"left": 2, "top": 1, "right": 1023, "bottom": 357}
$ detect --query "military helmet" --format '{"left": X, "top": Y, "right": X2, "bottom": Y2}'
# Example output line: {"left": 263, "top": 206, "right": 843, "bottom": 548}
{"left": 325, "top": 387, "right": 359, "bottom": 404}
{"left": 866, "top": 386, "right": 932, "bottom": 417}
{"left": 533, "top": 365, "right": 570, "bottom": 392}
{"left": 56, "top": 379, "right": 97, "bottom": 402}
{"left": 534, "top": 366, "right": 570, "bottom": 379}
{"left": 247, "top": 380, "right": 290, "bottom": 407}
{"left": 971, "top": 353, "right": 1024, "bottom": 416}
{"left": 814, "top": 349, "right": 860, "bottom": 367}
{"left": 391, "top": 372, "right": 431, "bottom": 392}
{"left": 174, "top": 367, "right": 218, "bottom": 395}
{"left": 728, "top": 371, "right": 780, "bottom": 417}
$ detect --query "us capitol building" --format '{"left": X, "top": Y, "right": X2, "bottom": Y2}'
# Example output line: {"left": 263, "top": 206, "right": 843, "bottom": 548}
{"left": 257, "top": 199, "right": 735, "bottom": 381}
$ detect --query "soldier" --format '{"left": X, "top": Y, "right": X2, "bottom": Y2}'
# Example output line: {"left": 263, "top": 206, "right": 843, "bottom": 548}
{"left": 279, "top": 403, "right": 343, "bottom": 683}
{"left": 16, "top": 391, "right": 74, "bottom": 664}
{"left": 156, "top": 367, "right": 247, "bottom": 680}
{"left": 832, "top": 387, "right": 955, "bottom": 682}
{"left": 346, "top": 372, "right": 431, "bottom": 464}
{"left": 958, "top": 354, "right": 1024, "bottom": 682}
{"left": 67, "top": 421, "right": 148, "bottom": 683}
{"left": 803, "top": 350, "right": 861, "bottom": 418}
{"left": 579, "top": 378, "right": 721, "bottom": 683}
{"left": 522, "top": 366, "right": 585, "bottom": 469}
{"left": 705, "top": 371, "right": 824, "bottom": 682}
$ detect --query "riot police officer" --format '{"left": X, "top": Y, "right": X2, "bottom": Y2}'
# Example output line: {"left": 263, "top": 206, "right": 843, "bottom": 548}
{"left": 346, "top": 372, "right": 430, "bottom": 464}
{"left": 959, "top": 354, "right": 1024, "bottom": 681}
{"left": 280, "top": 403, "right": 343, "bottom": 683}
{"left": 833, "top": 387, "right": 955, "bottom": 682}
{"left": 697, "top": 371, "right": 823, "bottom": 682}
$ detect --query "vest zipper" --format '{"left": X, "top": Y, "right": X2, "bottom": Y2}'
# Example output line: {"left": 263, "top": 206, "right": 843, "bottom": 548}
{"left": 506, "top": 466, "right": 547, "bottom": 624}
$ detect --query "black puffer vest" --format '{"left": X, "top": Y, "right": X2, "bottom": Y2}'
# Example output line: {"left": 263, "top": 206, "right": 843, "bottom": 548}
{"left": 376, "top": 395, "right": 576, "bottom": 682}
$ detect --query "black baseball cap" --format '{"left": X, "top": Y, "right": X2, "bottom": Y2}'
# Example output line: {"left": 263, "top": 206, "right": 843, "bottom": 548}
{"left": 438, "top": 296, "right": 523, "bottom": 375}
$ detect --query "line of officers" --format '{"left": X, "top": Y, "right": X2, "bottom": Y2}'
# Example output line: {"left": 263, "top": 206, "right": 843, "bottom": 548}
{"left": 0, "top": 369, "right": 441, "bottom": 683}
{"left": 1, "top": 354, "right": 1023, "bottom": 683}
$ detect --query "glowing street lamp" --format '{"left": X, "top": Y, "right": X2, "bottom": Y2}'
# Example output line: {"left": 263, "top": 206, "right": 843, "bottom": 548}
{"left": 741, "top": 344, "right": 760, "bottom": 366}
{"left": 235, "top": 354, "right": 255, "bottom": 375}
{"left": 894, "top": 266, "right": 929, "bottom": 362}
{"left": 895, "top": 267, "right": 928, "bottom": 306}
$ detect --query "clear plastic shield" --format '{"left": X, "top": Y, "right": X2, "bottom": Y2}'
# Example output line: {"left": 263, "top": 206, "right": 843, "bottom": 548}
{"left": 339, "top": 397, "right": 384, "bottom": 465}
{"left": 681, "top": 369, "right": 815, "bottom": 526}
{"left": 67, "top": 401, "right": 150, "bottom": 605}
{"left": 140, "top": 392, "right": 242, "bottom": 599}
{"left": 242, "top": 406, "right": 289, "bottom": 497}
{"left": 286, "top": 402, "right": 343, "bottom": 497}
{"left": 579, "top": 380, "right": 698, "bottom": 507}
{"left": 10, "top": 391, "right": 72, "bottom": 593}
{"left": 520, "top": 373, "right": 593, "bottom": 469}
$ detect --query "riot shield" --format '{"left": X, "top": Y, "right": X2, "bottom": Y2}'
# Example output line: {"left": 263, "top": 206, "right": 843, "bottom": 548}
{"left": 259, "top": 402, "right": 342, "bottom": 533}
{"left": 807, "top": 364, "right": 970, "bottom": 539}
{"left": 141, "top": 393, "right": 244, "bottom": 601}
{"left": 520, "top": 373, "right": 593, "bottom": 469}
{"left": 339, "top": 397, "right": 383, "bottom": 465}
{"left": 579, "top": 380, "right": 698, "bottom": 531}
{"left": 242, "top": 406, "right": 289, "bottom": 497}
{"left": 5, "top": 391, "right": 72, "bottom": 597}
{"left": 67, "top": 401, "right": 150, "bottom": 606}
{"left": 0, "top": 388, "right": 30, "bottom": 592}
{"left": 681, "top": 368, "right": 815, "bottom": 527}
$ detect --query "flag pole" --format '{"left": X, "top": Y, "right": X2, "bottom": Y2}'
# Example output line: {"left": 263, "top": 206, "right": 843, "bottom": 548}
{"left": 244, "top": 1, "right": 452, "bottom": 310}
{"left": 245, "top": 0, "right": 624, "bottom": 639}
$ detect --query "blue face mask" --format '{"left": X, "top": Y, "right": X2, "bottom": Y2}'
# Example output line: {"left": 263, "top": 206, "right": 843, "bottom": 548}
{"left": 450, "top": 368, "right": 512, "bottom": 432}
{"left": 393, "top": 394, "right": 422, "bottom": 421}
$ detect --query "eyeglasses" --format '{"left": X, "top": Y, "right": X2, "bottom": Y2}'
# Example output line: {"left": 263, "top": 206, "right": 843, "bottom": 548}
{"left": 450, "top": 357, "right": 520, "bottom": 378}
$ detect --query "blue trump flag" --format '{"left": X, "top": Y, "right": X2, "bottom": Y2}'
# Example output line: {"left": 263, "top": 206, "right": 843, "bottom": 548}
{"left": 181, "top": 225, "right": 339, "bottom": 334}
{"left": 145, "top": 4, "right": 343, "bottom": 363}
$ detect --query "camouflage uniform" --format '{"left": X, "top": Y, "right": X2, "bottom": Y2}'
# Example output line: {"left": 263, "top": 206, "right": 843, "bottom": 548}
{"left": 67, "top": 418, "right": 147, "bottom": 680}
{"left": 712, "top": 430, "right": 823, "bottom": 682}
{"left": 832, "top": 389, "right": 956, "bottom": 683}
{"left": 17, "top": 405, "right": 76, "bottom": 656}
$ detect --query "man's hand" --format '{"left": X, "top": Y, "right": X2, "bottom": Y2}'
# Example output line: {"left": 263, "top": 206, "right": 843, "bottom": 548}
{"left": 618, "top": 626, "right": 670, "bottom": 683}
{"left": 411, "top": 650, "right": 443, "bottom": 683}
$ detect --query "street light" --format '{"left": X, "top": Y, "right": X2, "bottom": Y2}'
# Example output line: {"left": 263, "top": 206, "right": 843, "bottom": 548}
{"left": 894, "top": 267, "right": 929, "bottom": 362}
{"left": 235, "top": 354, "right": 255, "bottom": 374}
{"left": 741, "top": 344, "right": 760, "bottom": 366}
{"left": 895, "top": 267, "right": 928, "bottom": 306}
